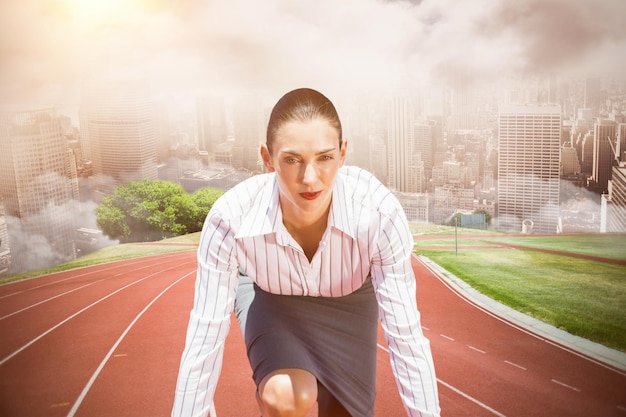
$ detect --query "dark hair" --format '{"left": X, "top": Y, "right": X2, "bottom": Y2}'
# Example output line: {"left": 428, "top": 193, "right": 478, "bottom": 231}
{"left": 266, "top": 88, "right": 342, "bottom": 154}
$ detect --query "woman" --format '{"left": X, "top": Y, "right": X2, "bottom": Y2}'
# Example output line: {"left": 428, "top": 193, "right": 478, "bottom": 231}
{"left": 172, "top": 88, "right": 440, "bottom": 417}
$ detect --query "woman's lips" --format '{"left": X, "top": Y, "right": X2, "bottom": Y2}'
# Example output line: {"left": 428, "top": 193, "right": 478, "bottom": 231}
{"left": 300, "top": 191, "right": 321, "bottom": 200}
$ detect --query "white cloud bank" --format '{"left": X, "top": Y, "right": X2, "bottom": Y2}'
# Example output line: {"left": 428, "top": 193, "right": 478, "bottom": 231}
{"left": 1, "top": 0, "right": 625, "bottom": 109}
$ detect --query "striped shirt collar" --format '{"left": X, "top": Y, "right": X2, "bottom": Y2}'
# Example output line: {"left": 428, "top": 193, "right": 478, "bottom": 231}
{"left": 235, "top": 169, "right": 356, "bottom": 240}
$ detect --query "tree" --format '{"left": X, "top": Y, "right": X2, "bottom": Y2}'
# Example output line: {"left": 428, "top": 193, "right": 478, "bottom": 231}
{"left": 95, "top": 180, "right": 223, "bottom": 242}
{"left": 190, "top": 187, "right": 224, "bottom": 232}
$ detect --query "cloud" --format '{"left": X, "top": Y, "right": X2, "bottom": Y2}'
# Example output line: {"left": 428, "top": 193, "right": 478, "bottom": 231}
{"left": 5, "top": 198, "right": 118, "bottom": 273}
{"left": 1, "top": 170, "right": 119, "bottom": 273}
{"left": 0, "top": 0, "right": 624, "bottom": 111}
{"left": 475, "top": 0, "right": 626, "bottom": 77}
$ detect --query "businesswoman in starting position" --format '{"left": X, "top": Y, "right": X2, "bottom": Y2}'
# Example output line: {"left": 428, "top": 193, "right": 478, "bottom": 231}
{"left": 172, "top": 87, "right": 441, "bottom": 417}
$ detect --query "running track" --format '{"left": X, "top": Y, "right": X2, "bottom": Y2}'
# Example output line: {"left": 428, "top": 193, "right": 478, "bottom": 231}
{"left": 1, "top": 249, "right": 625, "bottom": 416}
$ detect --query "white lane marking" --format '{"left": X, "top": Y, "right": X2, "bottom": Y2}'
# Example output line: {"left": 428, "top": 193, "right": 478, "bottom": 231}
{"left": 67, "top": 271, "right": 194, "bottom": 417}
{"left": 376, "top": 344, "right": 507, "bottom": 417}
{"left": 0, "top": 251, "right": 189, "bottom": 299}
{"left": 551, "top": 379, "right": 581, "bottom": 392}
{"left": 1, "top": 254, "right": 187, "bottom": 319}
{"left": 0, "top": 279, "right": 105, "bottom": 320}
{"left": 504, "top": 360, "right": 527, "bottom": 370}
{"left": 468, "top": 345, "right": 486, "bottom": 354}
{"left": 0, "top": 261, "right": 194, "bottom": 366}
{"left": 0, "top": 259, "right": 145, "bottom": 300}
{"left": 440, "top": 334, "right": 455, "bottom": 341}
{"left": 438, "top": 379, "right": 507, "bottom": 417}
{"left": 422, "top": 326, "right": 431, "bottom": 331}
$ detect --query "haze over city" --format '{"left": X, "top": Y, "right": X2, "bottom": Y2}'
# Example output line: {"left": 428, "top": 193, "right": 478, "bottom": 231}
{"left": 1, "top": 0, "right": 625, "bottom": 114}
{"left": 1, "top": 0, "right": 626, "bottom": 274}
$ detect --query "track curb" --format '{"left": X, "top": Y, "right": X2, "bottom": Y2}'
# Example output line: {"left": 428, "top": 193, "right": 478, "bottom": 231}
{"left": 416, "top": 255, "right": 626, "bottom": 374}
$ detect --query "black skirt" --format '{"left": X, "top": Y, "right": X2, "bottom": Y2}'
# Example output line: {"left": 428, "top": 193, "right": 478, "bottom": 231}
{"left": 234, "top": 275, "right": 379, "bottom": 417}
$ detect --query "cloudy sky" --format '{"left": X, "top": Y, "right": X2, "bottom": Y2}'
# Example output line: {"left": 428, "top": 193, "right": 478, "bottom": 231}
{"left": 1, "top": 0, "right": 625, "bottom": 112}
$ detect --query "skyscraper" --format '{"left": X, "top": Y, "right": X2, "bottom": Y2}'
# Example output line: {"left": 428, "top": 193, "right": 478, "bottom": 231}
{"left": 0, "top": 109, "right": 78, "bottom": 272}
{"left": 618, "top": 123, "right": 626, "bottom": 163}
{"left": 412, "top": 122, "right": 434, "bottom": 188}
{"left": 0, "top": 201, "right": 10, "bottom": 274}
{"left": 561, "top": 144, "right": 581, "bottom": 175}
{"left": 591, "top": 119, "right": 617, "bottom": 194}
{"left": 231, "top": 93, "right": 265, "bottom": 172}
{"left": 80, "top": 80, "right": 158, "bottom": 201}
{"left": 387, "top": 94, "right": 415, "bottom": 192}
{"left": 196, "top": 94, "right": 228, "bottom": 154}
{"left": 601, "top": 164, "right": 626, "bottom": 233}
{"left": 497, "top": 104, "right": 561, "bottom": 233}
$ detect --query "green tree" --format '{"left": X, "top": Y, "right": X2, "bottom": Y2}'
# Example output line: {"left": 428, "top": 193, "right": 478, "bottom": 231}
{"left": 190, "top": 187, "right": 224, "bottom": 231}
{"left": 95, "top": 180, "right": 223, "bottom": 242}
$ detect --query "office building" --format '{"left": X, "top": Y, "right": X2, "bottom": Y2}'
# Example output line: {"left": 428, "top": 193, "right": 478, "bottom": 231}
{"left": 387, "top": 94, "right": 416, "bottom": 192}
{"left": 80, "top": 80, "right": 158, "bottom": 201}
{"left": 394, "top": 191, "right": 429, "bottom": 223}
{"left": 497, "top": 104, "right": 561, "bottom": 233}
{"left": 601, "top": 164, "right": 626, "bottom": 233}
{"left": 197, "top": 94, "right": 228, "bottom": 154}
{"left": 0, "top": 201, "right": 9, "bottom": 274}
{"left": 618, "top": 123, "right": 626, "bottom": 162}
{"left": 561, "top": 143, "right": 581, "bottom": 175}
{"left": 0, "top": 109, "right": 78, "bottom": 272}
{"left": 412, "top": 122, "right": 434, "bottom": 183}
{"left": 231, "top": 94, "right": 265, "bottom": 172}
{"left": 591, "top": 119, "right": 617, "bottom": 193}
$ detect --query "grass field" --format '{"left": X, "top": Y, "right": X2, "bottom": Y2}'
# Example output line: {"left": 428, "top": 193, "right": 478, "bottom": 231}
{"left": 415, "top": 228, "right": 626, "bottom": 352}
{"left": 2, "top": 226, "right": 625, "bottom": 353}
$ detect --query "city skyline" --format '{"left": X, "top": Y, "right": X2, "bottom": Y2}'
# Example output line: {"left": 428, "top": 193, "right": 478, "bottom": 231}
{"left": 2, "top": 0, "right": 626, "bottom": 274}
{"left": 1, "top": 0, "right": 625, "bottom": 118}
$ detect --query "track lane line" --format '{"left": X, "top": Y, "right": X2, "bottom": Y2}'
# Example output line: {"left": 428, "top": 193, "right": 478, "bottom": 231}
{"left": 504, "top": 360, "right": 527, "bottom": 370}
{"left": 0, "top": 261, "right": 195, "bottom": 366}
{"left": 66, "top": 270, "right": 195, "bottom": 417}
{"left": 0, "top": 279, "right": 106, "bottom": 320}
{"left": 437, "top": 379, "right": 507, "bottom": 417}
{"left": 376, "top": 343, "right": 507, "bottom": 417}
{"left": 468, "top": 345, "right": 486, "bottom": 354}
{"left": 1, "top": 257, "right": 185, "bottom": 319}
{"left": 0, "top": 251, "right": 192, "bottom": 299}
{"left": 551, "top": 379, "right": 582, "bottom": 392}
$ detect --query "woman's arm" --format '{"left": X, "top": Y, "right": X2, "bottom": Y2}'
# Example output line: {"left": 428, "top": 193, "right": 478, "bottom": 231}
{"left": 370, "top": 211, "right": 441, "bottom": 417}
{"left": 172, "top": 212, "right": 239, "bottom": 417}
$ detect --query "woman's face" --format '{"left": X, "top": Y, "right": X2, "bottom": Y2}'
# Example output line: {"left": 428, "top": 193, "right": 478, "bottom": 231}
{"left": 261, "top": 118, "right": 346, "bottom": 223}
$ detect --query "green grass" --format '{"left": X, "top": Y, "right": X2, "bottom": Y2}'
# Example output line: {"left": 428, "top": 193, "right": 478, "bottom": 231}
{"left": 485, "top": 235, "right": 626, "bottom": 261}
{"left": 416, "top": 226, "right": 626, "bottom": 352}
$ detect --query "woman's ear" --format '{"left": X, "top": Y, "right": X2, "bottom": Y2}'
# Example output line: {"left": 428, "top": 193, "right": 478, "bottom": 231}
{"left": 339, "top": 139, "right": 348, "bottom": 165}
{"left": 260, "top": 144, "right": 275, "bottom": 172}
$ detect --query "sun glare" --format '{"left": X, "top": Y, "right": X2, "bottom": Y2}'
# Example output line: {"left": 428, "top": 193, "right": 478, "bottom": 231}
{"left": 63, "top": 0, "right": 139, "bottom": 25}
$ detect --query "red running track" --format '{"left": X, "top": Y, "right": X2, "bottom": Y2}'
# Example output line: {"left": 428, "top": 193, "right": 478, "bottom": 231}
{"left": 0, "top": 249, "right": 625, "bottom": 416}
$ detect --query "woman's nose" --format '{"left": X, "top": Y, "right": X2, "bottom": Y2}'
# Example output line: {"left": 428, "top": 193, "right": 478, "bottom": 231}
{"left": 302, "top": 162, "right": 318, "bottom": 184}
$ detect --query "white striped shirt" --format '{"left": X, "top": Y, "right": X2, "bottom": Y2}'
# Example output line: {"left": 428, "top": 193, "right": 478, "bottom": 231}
{"left": 172, "top": 165, "right": 440, "bottom": 417}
